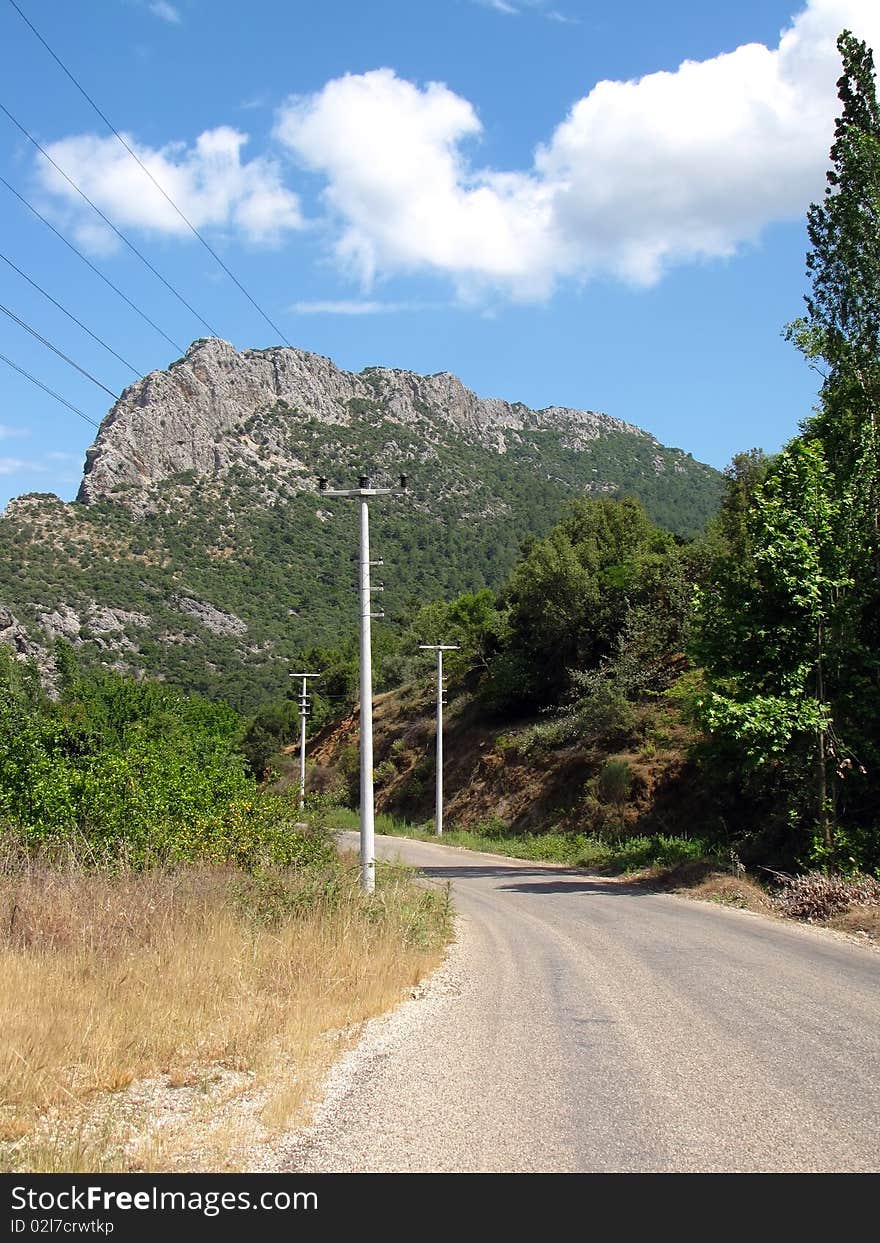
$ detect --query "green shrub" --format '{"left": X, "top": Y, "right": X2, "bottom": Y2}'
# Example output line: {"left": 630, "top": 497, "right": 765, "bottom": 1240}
{"left": 0, "top": 653, "right": 336, "bottom": 870}
{"left": 597, "top": 758, "right": 634, "bottom": 806}
{"left": 578, "top": 687, "right": 637, "bottom": 746}
{"left": 374, "top": 759, "right": 398, "bottom": 788}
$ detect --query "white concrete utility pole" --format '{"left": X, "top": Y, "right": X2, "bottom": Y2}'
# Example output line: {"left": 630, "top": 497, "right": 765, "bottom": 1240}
{"left": 419, "top": 643, "right": 460, "bottom": 836}
{"left": 318, "top": 472, "right": 408, "bottom": 894}
{"left": 289, "top": 672, "right": 320, "bottom": 809}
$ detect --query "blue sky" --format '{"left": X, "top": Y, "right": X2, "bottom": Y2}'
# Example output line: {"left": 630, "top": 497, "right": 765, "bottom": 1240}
{"left": 2, "top": 0, "right": 879, "bottom": 510}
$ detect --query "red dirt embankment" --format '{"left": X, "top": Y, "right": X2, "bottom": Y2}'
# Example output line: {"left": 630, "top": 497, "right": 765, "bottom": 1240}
{"left": 300, "top": 684, "right": 698, "bottom": 836}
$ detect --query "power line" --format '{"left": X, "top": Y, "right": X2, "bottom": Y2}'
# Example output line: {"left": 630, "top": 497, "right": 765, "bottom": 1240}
{"left": 0, "top": 349, "right": 99, "bottom": 428}
{"left": 8, "top": 0, "right": 294, "bottom": 347}
{"left": 0, "top": 249, "right": 141, "bottom": 378}
{"left": 0, "top": 173, "right": 184, "bottom": 353}
{"left": 0, "top": 101, "right": 221, "bottom": 339}
{"left": 0, "top": 301, "right": 118, "bottom": 397}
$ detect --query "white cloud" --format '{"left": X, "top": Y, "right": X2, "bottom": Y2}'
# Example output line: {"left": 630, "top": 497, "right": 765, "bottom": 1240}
{"left": 276, "top": 68, "right": 559, "bottom": 298}
{"left": 290, "top": 300, "right": 438, "bottom": 314}
{"left": 0, "top": 424, "right": 30, "bottom": 440}
{"left": 277, "top": 0, "right": 880, "bottom": 297}
{"left": 35, "top": 126, "right": 304, "bottom": 248}
{"left": 149, "top": 1, "right": 181, "bottom": 23}
{"left": 474, "top": 0, "right": 519, "bottom": 12}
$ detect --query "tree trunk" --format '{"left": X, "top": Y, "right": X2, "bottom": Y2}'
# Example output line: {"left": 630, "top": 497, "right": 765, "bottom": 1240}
{"left": 816, "top": 625, "right": 833, "bottom": 867}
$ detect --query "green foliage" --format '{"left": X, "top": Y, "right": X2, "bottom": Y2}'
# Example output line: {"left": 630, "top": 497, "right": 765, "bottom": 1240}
{"left": 695, "top": 440, "right": 847, "bottom": 761}
{"left": 686, "top": 34, "right": 879, "bottom": 870}
{"left": 0, "top": 648, "right": 332, "bottom": 869}
{"left": 800, "top": 30, "right": 880, "bottom": 478}
{"left": 388, "top": 589, "right": 507, "bottom": 689}
{"left": 493, "top": 497, "right": 688, "bottom": 707}
{"left": 363, "top": 812, "right": 711, "bottom": 874}
{"left": 597, "top": 758, "right": 634, "bottom": 807}
{"left": 522, "top": 685, "right": 637, "bottom": 753}
{"left": 693, "top": 33, "right": 880, "bottom": 873}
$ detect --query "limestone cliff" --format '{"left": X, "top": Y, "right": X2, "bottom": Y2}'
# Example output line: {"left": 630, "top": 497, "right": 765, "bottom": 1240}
{"left": 77, "top": 337, "right": 651, "bottom": 509}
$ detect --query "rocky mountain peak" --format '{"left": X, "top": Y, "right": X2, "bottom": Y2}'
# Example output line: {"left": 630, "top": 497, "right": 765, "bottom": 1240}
{"left": 76, "top": 338, "right": 653, "bottom": 510}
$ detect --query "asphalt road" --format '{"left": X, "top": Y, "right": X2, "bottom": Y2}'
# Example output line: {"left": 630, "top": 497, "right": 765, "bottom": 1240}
{"left": 279, "top": 832, "right": 880, "bottom": 1173}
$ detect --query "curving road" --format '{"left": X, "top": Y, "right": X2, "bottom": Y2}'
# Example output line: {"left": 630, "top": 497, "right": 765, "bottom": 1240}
{"left": 278, "top": 833, "right": 880, "bottom": 1173}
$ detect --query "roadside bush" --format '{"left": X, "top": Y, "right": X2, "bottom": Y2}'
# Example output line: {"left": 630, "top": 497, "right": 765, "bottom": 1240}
{"left": 469, "top": 814, "right": 510, "bottom": 841}
{"left": 597, "top": 758, "right": 633, "bottom": 806}
{"left": 599, "top": 834, "right": 709, "bottom": 872}
{"left": 374, "top": 759, "right": 398, "bottom": 788}
{"left": 578, "top": 686, "right": 638, "bottom": 746}
{"left": 520, "top": 686, "right": 638, "bottom": 756}
{"left": 595, "top": 757, "right": 634, "bottom": 838}
{"left": 308, "top": 763, "right": 345, "bottom": 801}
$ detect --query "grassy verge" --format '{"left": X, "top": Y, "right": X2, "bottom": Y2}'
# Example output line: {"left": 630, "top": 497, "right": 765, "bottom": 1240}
{"left": 0, "top": 848, "right": 452, "bottom": 1173}
{"left": 334, "top": 808, "right": 880, "bottom": 940}
{"left": 331, "top": 807, "right": 713, "bottom": 874}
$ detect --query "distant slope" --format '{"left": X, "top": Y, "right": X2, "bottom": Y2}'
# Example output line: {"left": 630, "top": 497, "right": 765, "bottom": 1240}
{"left": 0, "top": 339, "right": 722, "bottom": 710}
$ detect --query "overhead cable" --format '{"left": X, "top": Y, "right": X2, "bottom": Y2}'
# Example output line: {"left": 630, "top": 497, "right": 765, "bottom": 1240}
{"left": 0, "top": 101, "right": 221, "bottom": 338}
{"left": 0, "top": 173, "right": 184, "bottom": 353}
{"left": 0, "top": 300, "right": 118, "bottom": 397}
{"left": 7, "top": 0, "right": 294, "bottom": 347}
{"left": 0, "top": 248, "right": 141, "bottom": 378}
{"left": 0, "top": 349, "right": 100, "bottom": 428}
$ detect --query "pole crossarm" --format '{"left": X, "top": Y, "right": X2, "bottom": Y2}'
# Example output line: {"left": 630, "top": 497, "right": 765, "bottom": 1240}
{"left": 289, "top": 673, "right": 321, "bottom": 810}
{"left": 320, "top": 487, "right": 394, "bottom": 498}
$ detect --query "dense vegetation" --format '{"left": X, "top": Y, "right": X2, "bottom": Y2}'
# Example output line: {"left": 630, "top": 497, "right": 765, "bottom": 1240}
{"left": 0, "top": 642, "right": 330, "bottom": 868}
{"left": 693, "top": 31, "right": 880, "bottom": 873}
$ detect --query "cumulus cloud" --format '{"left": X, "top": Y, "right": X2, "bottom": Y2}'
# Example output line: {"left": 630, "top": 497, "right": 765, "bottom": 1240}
{"left": 35, "top": 126, "right": 303, "bottom": 249}
{"left": 276, "top": 0, "right": 880, "bottom": 297}
{"left": 276, "top": 68, "right": 559, "bottom": 298}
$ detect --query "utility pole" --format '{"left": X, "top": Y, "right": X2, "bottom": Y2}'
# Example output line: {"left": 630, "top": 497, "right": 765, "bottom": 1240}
{"left": 289, "top": 672, "right": 320, "bottom": 810}
{"left": 318, "top": 472, "right": 408, "bottom": 894}
{"left": 419, "top": 643, "right": 460, "bottom": 836}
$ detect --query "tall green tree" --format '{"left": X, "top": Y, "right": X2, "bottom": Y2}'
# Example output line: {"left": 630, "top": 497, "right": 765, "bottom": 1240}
{"left": 792, "top": 30, "right": 880, "bottom": 534}
{"left": 698, "top": 31, "right": 880, "bottom": 868}
{"left": 694, "top": 440, "right": 850, "bottom": 859}
{"left": 495, "top": 497, "right": 683, "bottom": 706}
{"left": 800, "top": 31, "right": 880, "bottom": 849}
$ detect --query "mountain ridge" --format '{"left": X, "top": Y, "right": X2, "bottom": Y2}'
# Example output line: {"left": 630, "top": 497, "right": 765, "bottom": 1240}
{"left": 0, "top": 338, "right": 723, "bottom": 709}
{"left": 75, "top": 336, "right": 660, "bottom": 511}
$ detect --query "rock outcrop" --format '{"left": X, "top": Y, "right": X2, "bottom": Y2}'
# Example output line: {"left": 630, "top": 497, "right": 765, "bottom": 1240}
{"left": 77, "top": 338, "right": 651, "bottom": 509}
{"left": 174, "top": 595, "right": 248, "bottom": 638}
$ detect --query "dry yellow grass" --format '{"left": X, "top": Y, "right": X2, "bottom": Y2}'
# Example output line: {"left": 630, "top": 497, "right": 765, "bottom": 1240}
{"left": 0, "top": 857, "right": 450, "bottom": 1171}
